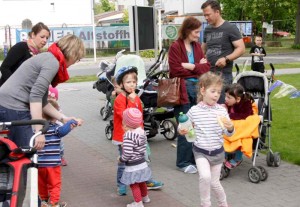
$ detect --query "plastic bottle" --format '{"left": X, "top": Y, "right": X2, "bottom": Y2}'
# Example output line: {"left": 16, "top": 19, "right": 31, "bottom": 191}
{"left": 178, "top": 112, "right": 196, "bottom": 142}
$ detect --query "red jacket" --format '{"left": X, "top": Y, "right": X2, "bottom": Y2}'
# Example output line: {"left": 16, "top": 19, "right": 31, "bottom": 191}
{"left": 168, "top": 39, "right": 210, "bottom": 104}
{"left": 112, "top": 93, "right": 143, "bottom": 144}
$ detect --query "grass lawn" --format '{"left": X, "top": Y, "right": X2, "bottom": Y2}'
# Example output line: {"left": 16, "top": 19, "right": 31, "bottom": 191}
{"left": 268, "top": 73, "right": 300, "bottom": 165}
{"left": 233, "top": 63, "right": 300, "bottom": 73}
{"left": 66, "top": 75, "right": 97, "bottom": 83}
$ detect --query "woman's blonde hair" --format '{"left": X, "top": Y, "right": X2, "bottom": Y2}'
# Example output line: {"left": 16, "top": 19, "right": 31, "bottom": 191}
{"left": 57, "top": 34, "right": 85, "bottom": 61}
{"left": 197, "top": 71, "right": 223, "bottom": 102}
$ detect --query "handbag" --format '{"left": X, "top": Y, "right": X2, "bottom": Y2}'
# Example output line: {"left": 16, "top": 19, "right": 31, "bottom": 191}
{"left": 157, "top": 77, "right": 181, "bottom": 107}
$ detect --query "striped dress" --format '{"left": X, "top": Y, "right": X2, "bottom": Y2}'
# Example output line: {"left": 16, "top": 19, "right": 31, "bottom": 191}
{"left": 120, "top": 127, "right": 152, "bottom": 185}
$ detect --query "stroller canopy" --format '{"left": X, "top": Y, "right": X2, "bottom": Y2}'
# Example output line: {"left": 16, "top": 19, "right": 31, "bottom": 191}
{"left": 115, "top": 54, "right": 146, "bottom": 87}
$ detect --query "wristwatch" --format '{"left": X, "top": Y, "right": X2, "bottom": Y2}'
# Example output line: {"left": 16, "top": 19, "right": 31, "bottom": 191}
{"left": 224, "top": 56, "right": 230, "bottom": 64}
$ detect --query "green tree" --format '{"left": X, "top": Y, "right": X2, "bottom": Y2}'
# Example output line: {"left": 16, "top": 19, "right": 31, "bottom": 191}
{"left": 94, "top": 2, "right": 102, "bottom": 14}
{"left": 94, "top": 0, "right": 115, "bottom": 14}
{"left": 219, "top": 0, "right": 297, "bottom": 35}
{"left": 148, "top": 0, "right": 154, "bottom": 6}
{"left": 101, "top": 0, "right": 115, "bottom": 12}
{"left": 122, "top": 9, "right": 129, "bottom": 23}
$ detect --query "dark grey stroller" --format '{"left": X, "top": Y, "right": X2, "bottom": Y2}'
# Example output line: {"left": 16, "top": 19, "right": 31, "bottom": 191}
{"left": 220, "top": 64, "right": 280, "bottom": 183}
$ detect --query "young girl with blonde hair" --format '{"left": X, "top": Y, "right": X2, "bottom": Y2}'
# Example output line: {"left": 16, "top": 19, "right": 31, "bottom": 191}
{"left": 179, "top": 72, "right": 235, "bottom": 207}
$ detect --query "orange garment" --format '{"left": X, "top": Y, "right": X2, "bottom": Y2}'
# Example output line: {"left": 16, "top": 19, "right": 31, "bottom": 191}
{"left": 38, "top": 166, "right": 61, "bottom": 204}
{"left": 223, "top": 103, "right": 260, "bottom": 158}
{"left": 112, "top": 93, "right": 143, "bottom": 144}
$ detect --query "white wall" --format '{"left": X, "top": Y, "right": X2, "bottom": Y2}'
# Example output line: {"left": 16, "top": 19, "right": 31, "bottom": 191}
{"left": 0, "top": 0, "right": 93, "bottom": 27}
{"left": 116, "top": 0, "right": 148, "bottom": 7}
{"left": 163, "top": 0, "right": 205, "bottom": 15}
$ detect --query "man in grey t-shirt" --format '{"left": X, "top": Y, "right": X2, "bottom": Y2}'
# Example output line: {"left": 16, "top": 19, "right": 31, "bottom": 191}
{"left": 201, "top": 0, "right": 245, "bottom": 103}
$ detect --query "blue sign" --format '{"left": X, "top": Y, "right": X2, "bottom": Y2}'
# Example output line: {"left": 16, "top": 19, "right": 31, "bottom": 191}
{"left": 16, "top": 26, "right": 130, "bottom": 43}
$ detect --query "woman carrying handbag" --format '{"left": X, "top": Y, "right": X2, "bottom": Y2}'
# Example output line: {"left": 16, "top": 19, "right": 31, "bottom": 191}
{"left": 168, "top": 16, "right": 211, "bottom": 174}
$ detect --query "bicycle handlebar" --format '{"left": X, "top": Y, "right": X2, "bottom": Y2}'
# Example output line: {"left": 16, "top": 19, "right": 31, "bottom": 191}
{"left": 3, "top": 119, "right": 49, "bottom": 134}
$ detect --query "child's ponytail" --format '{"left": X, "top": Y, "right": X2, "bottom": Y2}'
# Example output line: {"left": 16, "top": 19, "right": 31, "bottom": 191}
{"left": 225, "top": 83, "right": 254, "bottom": 103}
{"left": 243, "top": 92, "right": 254, "bottom": 103}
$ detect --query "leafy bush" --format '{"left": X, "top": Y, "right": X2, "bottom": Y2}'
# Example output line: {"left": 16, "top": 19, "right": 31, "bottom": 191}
{"left": 265, "top": 41, "right": 282, "bottom": 47}
{"left": 0, "top": 49, "right": 4, "bottom": 60}
{"left": 292, "top": 44, "right": 300, "bottom": 49}
{"left": 140, "top": 50, "right": 155, "bottom": 58}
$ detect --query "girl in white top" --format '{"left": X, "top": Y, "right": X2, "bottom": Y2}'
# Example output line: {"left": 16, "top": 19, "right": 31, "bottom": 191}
{"left": 179, "top": 71, "right": 234, "bottom": 207}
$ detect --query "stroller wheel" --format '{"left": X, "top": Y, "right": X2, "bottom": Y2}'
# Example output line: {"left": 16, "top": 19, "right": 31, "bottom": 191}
{"left": 248, "top": 167, "right": 262, "bottom": 183}
{"left": 161, "top": 119, "right": 178, "bottom": 140}
{"left": 223, "top": 167, "right": 230, "bottom": 178}
{"left": 273, "top": 152, "right": 281, "bottom": 167}
{"left": 100, "top": 107, "right": 104, "bottom": 116}
{"left": 102, "top": 107, "right": 112, "bottom": 121}
{"left": 220, "top": 167, "right": 225, "bottom": 180}
{"left": 105, "top": 125, "right": 113, "bottom": 140}
{"left": 220, "top": 166, "right": 230, "bottom": 180}
{"left": 257, "top": 166, "right": 268, "bottom": 181}
{"left": 266, "top": 151, "right": 274, "bottom": 166}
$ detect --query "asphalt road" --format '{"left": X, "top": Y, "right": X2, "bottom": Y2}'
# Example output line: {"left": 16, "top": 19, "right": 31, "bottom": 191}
{"left": 68, "top": 53, "right": 300, "bottom": 77}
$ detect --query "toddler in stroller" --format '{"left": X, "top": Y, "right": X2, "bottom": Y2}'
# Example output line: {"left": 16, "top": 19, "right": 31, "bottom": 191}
{"left": 223, "top": 83, "right": 255, "bottom": 169}
{"left": 220, "top": 69, "right": 280, "bottom": 183}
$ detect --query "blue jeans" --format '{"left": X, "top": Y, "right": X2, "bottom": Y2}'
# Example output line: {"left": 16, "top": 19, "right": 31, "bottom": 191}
{"left": 117, "top": 145, "right": 126, "bottom": 188}
{"left": 174, "top": 80, "right": 198, "bottom": 168}
{"left": 218, "top": 73, "right": 233, "bottom": 104}
{"left": 0, "top": 105, "right": 33, "bottom": 147}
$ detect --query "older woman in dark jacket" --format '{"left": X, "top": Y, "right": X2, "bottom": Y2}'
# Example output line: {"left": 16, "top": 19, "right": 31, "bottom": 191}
{"left": 168, "top": 16, "right": 211, "bottom": 173}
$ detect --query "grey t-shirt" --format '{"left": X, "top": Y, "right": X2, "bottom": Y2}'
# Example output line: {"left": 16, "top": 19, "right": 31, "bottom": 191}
{"left": 0, "top": 52, "right": 59, "bottom": 111}
{"left": 203, "top": 21, "right": 242, "bottom": 74}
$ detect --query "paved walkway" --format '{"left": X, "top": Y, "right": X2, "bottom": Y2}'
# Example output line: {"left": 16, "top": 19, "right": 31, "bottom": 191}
{"left": 54, "top": 81, "right": 300, "bottom": 207}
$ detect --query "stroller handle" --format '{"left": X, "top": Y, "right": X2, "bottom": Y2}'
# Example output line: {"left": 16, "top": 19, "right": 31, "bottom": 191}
{"left": 147, "top": 48, "right": 167, "bottom": 77}
{"left": 269, "top": 63, "right": 275, "bottom": 76}
{"left": 5, "top": 119, "right": 49, "bottom": 134}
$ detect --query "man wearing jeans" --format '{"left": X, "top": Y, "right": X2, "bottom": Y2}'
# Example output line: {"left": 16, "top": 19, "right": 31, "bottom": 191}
{"left": 201, "top": 0, "right": 245, "bottom": 103}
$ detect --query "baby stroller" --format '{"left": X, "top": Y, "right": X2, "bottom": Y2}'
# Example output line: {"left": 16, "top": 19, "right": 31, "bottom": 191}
{"left": 220, "top": 64, "right": 280, "bottom": 183}
{"left": 104, "top": 49, "right": 178, "bottom": 141}
{"left": 93, "top": 49, "right": 126, "bottom": 120}
{"left": 0, "top": 120, "right": 49, "bottom": 207}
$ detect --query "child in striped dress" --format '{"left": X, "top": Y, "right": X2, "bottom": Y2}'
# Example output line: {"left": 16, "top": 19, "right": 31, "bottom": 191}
{"left": 179, "top": 72, "right": 235, "bottom": 207}
{"left": 118, "top": 108, "right": 151, "bottom": 207}
{"left": 38, "top": 99, "right": 78, "bottom": 207}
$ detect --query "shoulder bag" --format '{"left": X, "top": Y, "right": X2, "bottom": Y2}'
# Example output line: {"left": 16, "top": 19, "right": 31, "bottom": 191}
{"left": 157, "top": 77, "right": 181, "bottom": 107}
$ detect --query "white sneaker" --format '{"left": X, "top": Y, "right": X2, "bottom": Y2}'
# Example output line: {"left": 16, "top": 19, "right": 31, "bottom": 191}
{"left": 142, "top": 195, "right": 151, "bottom": 203}
{"left": 41, "top": 201, "right": 49, "bottom": 207}
{"left": 181, "top": 165, "right": 198, "bottom": 174}
{"left": 126, "top": 201, "right": 144, "bottom": 207}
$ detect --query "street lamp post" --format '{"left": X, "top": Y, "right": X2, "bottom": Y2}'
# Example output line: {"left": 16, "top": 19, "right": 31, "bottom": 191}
{"left": 91, "top": 0, "right": 97, "bottom": 62}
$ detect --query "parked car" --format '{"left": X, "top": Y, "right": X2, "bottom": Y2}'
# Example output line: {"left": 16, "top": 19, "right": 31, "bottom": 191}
{"left": 273, "top": 31, "right": 290, "bottom": 37}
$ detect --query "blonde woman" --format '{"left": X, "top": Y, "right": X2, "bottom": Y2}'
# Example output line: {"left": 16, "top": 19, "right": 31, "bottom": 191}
{"left": 0, "top": 34, "right": 85, "bottom": 150}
